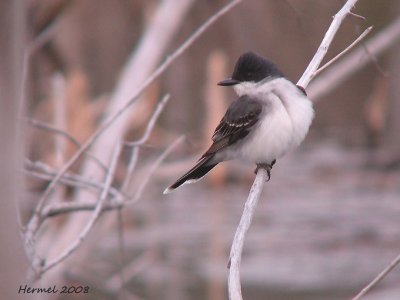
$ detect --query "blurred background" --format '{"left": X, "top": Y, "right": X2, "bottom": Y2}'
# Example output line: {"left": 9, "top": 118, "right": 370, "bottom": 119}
{"left": 12, "top": 0, "right": 400, "bottom": 299}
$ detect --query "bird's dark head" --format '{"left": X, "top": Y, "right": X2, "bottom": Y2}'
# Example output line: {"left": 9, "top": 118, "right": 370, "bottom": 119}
{"left": 218, "top": 52, "right": 284, "bottom": 86}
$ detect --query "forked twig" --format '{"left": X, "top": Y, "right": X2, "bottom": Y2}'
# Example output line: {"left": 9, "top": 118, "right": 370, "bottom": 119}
{"left": 24, "top": 160, "right": 123, "bottom": 204}
{"left": 313, "top": 26, "right": 373, "bottom": 77}
{"left": 124, "top": 95, "right": 170, "bottom": 147}
{"left": 130, "top": 135, "right": 185, "bottom": 203}
{"left": 32, "top": 134, "right": 183, "bottom": 219}
{"left": 122, "top": 94, "right": 170, "bottom": 191}
{"left": 24, "top": 0, "right": 242, "bottom": 272}
{"left": 27, "top": 118, "right": 107, "bottom": 171}
{"left": 297, "top": 0, "right": 360, "bottom": 88}
{"left": 309, "top": 16, "right": 400, "bottom": 101}
{"left": 37, "top": 0, "right": 242, "bottom": 213}
{"left": 38, "top": 141, "right": 122, "bottom": 275}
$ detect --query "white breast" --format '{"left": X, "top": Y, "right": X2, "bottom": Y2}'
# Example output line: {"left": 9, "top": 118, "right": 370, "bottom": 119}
{"left": 232, "top": 78, "right": 314, "bottom": 164}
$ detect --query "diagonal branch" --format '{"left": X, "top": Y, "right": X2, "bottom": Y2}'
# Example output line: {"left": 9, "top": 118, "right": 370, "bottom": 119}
{"left": 37, "top": 141, "right": 122, "bottom": 275}
{"left": 228, "top": 1, "right": 360, "bottom": 299}
{"left": 38, "top": 0, "right": 242, "bottom": 212}
{"left": 130, "top": 135, "right": 185, "bottom": 203}
{"left": 122, "top": 94, "right": 170, "bottom": 191}
{"left": 24, "top": 159, "right": 124, "bottom": 204}
{"left": 297, "top": 0, "right": 360, "bottom": 87}
{"left": 313, "top": 26, "right": 373, "bottom": 77}
{"left": 27, "top": 118, "right": 107, "bottom": 171}
{"left": 309, "top": 16, "right": 400, "bottom": 101}
{"left": 24, "top": 1, "right": 242, "bottom": 274}
{"left": 32, "top": 135, "right": 185, "bottom": 218}
{"left": 351, "top": 252, "right": 400, "bottom": 300}
{"left": 124, "top": 94, "right": 170, "bottom": 147}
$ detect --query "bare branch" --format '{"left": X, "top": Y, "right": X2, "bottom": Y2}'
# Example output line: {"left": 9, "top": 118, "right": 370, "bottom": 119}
{"left": 130, "top": 135, "right": 185, "bottom": 203}
{"left": 24, "top": 159, "right": 124, "bottom": 208}
{"left": 351, "top": 252, "right": 400, "bottom": 300}
{"left": 38, "top": 141, "right": 122, "bottom": 275}
{"left": 124, "top": 94, "right": 170, "bottom": 147}
{"left": 309, "top": 16, "right": 400, "bottom": 100}
{"left": 228, "top": 1, "right": 360, "bottom": 299}
{"left": 38, "top": 0, "right": 242, "bottom": 211}
{"left": 27, "top": 118, "right": 107, "bottom": 171}
{"left": 122, "top": 94, "right": 170, "bottom": 191}
{"left": 349, "top": 11, "right": 366, "bottom": 21}
{"left": 23, "top": 0, "right": 242, "bottom": 283}
{"left": 41, "top": 201, "right": 122, "bottom": 218}
{"left": 228, "top": 169, "right": 268, "bottom": 300}
{"left": 32, "top": 136, "right": 184, "bottom": 218}
{"left": 122, "top": 147, "right": 139, "bottom": 192}
{"left": 34, "top": 134, "right": 183, "bottom": 219}
{"left": 314, "top": 26, "right": 373, "bottom": 77}
{"left": 116, "top": 208, "right": 126, "bottom": 298}
{"left": 297, "top": 0, "right": 360, "bottom": 88}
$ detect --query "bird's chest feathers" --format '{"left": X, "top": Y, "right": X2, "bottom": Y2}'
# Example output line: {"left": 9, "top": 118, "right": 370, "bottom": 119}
{"left": 238, "top": 83, "right": 313, "bottom": 163}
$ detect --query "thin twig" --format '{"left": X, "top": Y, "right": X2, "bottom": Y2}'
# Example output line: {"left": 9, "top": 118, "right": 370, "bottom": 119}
{"left": 122, "top": 94, "right": 170, "bottom": 191}
{"left": 351, "top": 252, "right": 400, "bottom": 300}
{"left": 24, "top": 0, "right": 242, "bottom": 277}
{"left": 130, "top": 135, "right": 185, "bottom": 203}
{"left": 124, "top": 94, "right": 170, "bottom": 147}
{"left": 28, "top": 10, "right": 63, "bottom": 55}
{"left": 228, "top": 1, "right": 360, "bottom": 299}
{"left": 27, "top": 118, "right": 108, "bottom": 171}
{"left": 309, "top": 16, "right": 400, "bottom": 100}
{"left": 37, "top": 0, "right": 242, "bottom": 212}
{"left": 116, "top": 208, "right": 126, "bottom": 299}
{"left": 349, "top": 11, "right": 366, "bottom": 21}
{"left": 34, "top": 136, "right": 184, "bottom": 217}
{"left": 297, "top": 0, "right": 360, "bottom": 88}
{"left": 313, "top": 26, "right": 373, "bottom": 77}
{"left": 25, "top": 170, "right": 118, "bottom": 202}
{"left": 38, "top": 141, "right": 122, "bottom": 275}
{"left": 122, "top": 148, "right": 139, "bottom": 191}
{"left": 41, "top": 200, "right": 122, "bottom": 219}
{"left": 24, "top": 160, "right": 124, "bottom": 208}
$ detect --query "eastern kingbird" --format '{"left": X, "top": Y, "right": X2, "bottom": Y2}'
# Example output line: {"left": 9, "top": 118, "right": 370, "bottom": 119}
{"left": 164, "top": 52, "right": 314, "bottom": 194}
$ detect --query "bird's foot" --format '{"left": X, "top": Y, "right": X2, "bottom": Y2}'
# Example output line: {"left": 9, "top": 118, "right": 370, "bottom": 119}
{"left": 271, "top": 159, "right": 276, "bottom": 167}
{"left": 254, "top": 160, "right": 276, "bottom": 181}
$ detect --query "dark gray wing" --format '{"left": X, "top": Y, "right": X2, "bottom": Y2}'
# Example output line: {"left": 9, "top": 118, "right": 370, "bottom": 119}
{"left": 202, "top": 95, "right": 262, "bottom": 157}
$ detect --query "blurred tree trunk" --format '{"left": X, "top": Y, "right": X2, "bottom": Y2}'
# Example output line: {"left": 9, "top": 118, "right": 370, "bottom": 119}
{"left": 0, "top": 0, "right": 30, "bottom": 298}
{"left": 386, "top": 3, "right": 400, "bottom": 154}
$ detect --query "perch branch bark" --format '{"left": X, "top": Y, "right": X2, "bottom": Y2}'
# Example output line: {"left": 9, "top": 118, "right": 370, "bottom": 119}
{"left": 228, "top": 0, "right": 360, "bottom": 299}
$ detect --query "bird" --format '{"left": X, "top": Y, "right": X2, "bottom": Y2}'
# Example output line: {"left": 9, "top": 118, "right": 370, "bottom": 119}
{"left": 163, "top": 52, "right": 314, "bottom": 194}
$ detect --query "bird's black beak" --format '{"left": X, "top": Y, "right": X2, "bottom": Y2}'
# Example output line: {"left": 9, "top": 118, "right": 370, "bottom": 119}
{"left": 217, "top": 78, "right": 240, "bottom": 86}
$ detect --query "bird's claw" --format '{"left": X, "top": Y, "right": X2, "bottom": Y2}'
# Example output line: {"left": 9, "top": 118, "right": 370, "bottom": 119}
{"left": 254, "top": 160, "right": 276, "bottom": 181}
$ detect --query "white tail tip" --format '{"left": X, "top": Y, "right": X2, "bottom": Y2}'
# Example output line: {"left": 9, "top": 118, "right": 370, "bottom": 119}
{"left": 163, "top": 187, "right": 173, "bottom": 195}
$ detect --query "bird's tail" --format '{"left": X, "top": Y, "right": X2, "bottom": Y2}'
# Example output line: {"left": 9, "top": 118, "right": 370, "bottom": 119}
{"left": 163, "top": 156, "right": 218, "bottom": 194}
